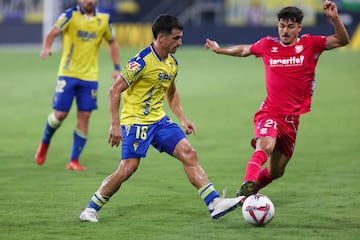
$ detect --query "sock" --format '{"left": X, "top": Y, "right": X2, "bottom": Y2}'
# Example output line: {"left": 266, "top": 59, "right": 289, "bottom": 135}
{"left": 88, "top": 191, "right": 110, "bottom": 211}
{"left": 244, "top": 150, "right": 268, "bottom": 182}
{"left": 254, "top": 167, "right": 273, "bottom": 193}
{"left": 70, "top": 129, "right": 87, "bottom": 161}
{"left": 42, "top": 112, "right": 61, "bottom": 144}
{"left": 198, "top": 183, "right": 220, "bottom": 210}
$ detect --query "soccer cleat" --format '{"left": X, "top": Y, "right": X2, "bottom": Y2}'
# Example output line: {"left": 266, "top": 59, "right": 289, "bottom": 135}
{"left": 35, "top": 142, "right": 49, "bottom": 165}
{"left": 210, "top": 196, "right": 245, "bottom": 219}
{"left": 66, "top": 160, "right": 86, "bottom": 171}
{"left": 79, "top": 208, "right": 98, "bottom": 222}
{"left": 236, "top": 180, "right": 255, "bottom": 197}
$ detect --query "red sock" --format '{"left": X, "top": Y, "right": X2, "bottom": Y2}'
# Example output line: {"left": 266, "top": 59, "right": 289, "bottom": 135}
{"left": 244, "top": 150, "right": 268, "bottom": 182}
{"left": 254, "top": 167, "right": 273, "bottom": 193}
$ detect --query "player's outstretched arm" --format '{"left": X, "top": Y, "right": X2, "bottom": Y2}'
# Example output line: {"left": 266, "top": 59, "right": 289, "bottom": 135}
{"left": 108, "top": 75, "right": 128, "bottom": 147}
{"left": 323, "top": 0, "right": 350, "bottom": 49}
{"left": 166, "top": 83, "right": 196, "bottom": 135}
{"left": 205, "top": 38, "right": 252, "bottom": 57}
{"left": 108, "top": 39, "right": 121, "bottom": 80}
{"left": 40, "top": 26, "right": 62, "bottom": 59}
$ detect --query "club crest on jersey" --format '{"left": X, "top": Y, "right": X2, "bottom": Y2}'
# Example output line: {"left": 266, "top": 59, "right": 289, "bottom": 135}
{"left": 295, "top": 45, "right": 304, "bottom": 54}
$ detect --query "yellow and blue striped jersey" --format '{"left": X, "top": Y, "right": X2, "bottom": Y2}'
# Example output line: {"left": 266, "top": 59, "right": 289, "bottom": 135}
{"left": 120, "top": 44, "right": 178, "bottom": 125}
{"left": 55, "top": 5, "right": 115, "bottom": 81}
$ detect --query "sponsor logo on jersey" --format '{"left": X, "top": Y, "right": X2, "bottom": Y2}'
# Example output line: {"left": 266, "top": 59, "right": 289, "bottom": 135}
{"left": 129, "top": 61, "right": 141, "bottom": 70}
{"left": 157, "top": 72, "right": 173, "bottom": 81}
{"left": 77, "top": 30, "right": 97, "bottom": 40}
{"left": 269, "top": 55, "right": 304, "bottom": 67}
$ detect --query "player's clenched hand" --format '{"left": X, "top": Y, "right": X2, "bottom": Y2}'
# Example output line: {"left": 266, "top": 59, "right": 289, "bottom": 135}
{"left": 108, "top": 125, "right": 122, "bottom": 147}
{"left": 40, "top": 48, "right": 51, "bottom": 59}
{"left": 205, "top": 38, "right": 220, "bottom": 53}
{"left": 323, "top": 0, "right": 338, "bottom": 19}
{"left": 181, "top": 119, "right": 196, "bottom": 136}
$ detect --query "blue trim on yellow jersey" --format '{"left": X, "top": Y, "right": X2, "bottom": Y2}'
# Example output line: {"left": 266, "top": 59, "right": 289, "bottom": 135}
{"left": 59, "top": 8, "right": 74, "bottom": 29}
{"left": 171, "top": 54, "right": 178, "bottom": 66}
{"left": 55, "top": 5, "right": 114, "bottom": 81}
{"left": 120, "top": 44, "right": 179, "bottom": 124}
{"left": 77, "top": 4, "right": 112, "bottom": 20}
{"left": 148, "top": 44, "right": 179, "bottom": 67}
{"left": 150, "top": 44, "right": 161, "bottom": 61}
{"left": 122, "top": 47, "right": 150, "bottom": 85}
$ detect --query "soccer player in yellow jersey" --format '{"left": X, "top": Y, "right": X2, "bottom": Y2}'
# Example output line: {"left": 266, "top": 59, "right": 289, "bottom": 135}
{"left": 35, "top": 0, "right": 120, "bottom": 171}
{"left": 79, "top": 14, "right": 245, "bottom": 222}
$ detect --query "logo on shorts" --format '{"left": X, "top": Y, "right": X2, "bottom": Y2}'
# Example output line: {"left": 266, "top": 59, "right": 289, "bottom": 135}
{"left": 166, "top": 117, "right": 174, "bottom": 124}
{"left": 133, "top": 141, "right": 139, "bottom": 151}
{"left": 260, "top": 128, "right": 268, "bottom": 135}
{"left": 125, "top": 125, "right": 131, "bottom": 136}
{"left": 91, "top": 90, "right": 97, "bottom": 98}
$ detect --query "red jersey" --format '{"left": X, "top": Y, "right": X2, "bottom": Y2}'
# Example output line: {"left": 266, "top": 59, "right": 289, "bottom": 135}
{"left": 250, "top": 34, "right": 328, "bottom": 116}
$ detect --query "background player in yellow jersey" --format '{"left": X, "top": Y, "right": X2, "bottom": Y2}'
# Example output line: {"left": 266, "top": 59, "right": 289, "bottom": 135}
{"left": 35, "top": 0, "right": 120, "bottom": 171}
{"left": 79, "top": 14, "right": 244, "bottom": 222}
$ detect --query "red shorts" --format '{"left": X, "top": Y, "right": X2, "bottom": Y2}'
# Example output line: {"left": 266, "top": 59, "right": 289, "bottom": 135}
{"left": 253, "top": 110, "right": 300, "bottom": 158}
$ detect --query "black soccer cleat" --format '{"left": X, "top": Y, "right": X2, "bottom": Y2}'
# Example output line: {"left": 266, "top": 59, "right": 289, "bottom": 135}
{"left": 236, "top": 180, "right": 255, "bottom": 198}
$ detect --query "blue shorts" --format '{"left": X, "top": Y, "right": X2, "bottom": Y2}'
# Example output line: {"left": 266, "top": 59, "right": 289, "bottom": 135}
{"left": 121, "top": 116, "right": 186, "bottom": 159}
{"left": 52, "top": 76, "right": 98, "bottom": 112}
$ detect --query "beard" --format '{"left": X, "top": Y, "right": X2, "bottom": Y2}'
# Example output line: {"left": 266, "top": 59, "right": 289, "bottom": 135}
{"left": 82, "top": 2, "right": 96, "bottom": 14}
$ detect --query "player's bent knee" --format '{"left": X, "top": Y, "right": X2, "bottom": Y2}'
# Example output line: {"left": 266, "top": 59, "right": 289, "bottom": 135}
{"left": 119, "top": 159, "right": 139, "bottom": 175}
{"left": 270, "top": 169, "right": 285, "bottom": 180}
{"left": 173, "top": 139, "right": 197, "bottom": 160}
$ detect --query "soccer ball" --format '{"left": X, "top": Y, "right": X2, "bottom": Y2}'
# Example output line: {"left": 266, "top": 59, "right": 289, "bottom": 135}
{"left": 242, "top": 194, "right": 275, "bottom": 226}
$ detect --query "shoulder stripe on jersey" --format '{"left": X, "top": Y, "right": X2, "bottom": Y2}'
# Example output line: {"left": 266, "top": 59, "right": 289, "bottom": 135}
{"left": 58, "top": 7, "right": 76, "bottom": 29}
{"left": 126, "top": 47, "right": 150, "bottom": 72}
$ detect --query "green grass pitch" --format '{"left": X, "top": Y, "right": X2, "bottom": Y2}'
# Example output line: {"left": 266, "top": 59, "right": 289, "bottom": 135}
{"left": 0, "top": 46, "right": 359, "bottom": 240}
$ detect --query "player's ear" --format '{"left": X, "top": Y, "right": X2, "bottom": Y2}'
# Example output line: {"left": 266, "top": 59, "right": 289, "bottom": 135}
{"left": 158, "top": 33, "right": 166, "bottom": 43}
{"left": 297, "top": 24, "right": 303, "bottom": 33}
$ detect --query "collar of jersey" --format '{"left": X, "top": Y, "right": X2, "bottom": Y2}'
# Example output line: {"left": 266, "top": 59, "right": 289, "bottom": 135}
{"left": 150, "top": 43, "right": 163, "bottom": 62}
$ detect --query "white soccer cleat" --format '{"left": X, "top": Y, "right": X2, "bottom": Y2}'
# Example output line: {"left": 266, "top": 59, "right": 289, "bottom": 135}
{"left": 210, "top": 196, "right": 245, "bottom": 219}
{"left": 79, "top": 208, "right": 99, "bottom": 222}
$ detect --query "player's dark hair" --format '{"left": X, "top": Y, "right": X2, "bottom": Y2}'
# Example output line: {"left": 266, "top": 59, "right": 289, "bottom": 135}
{"left": 152, "top": 14, "right": 183, "bottom": 39}
{"left": 277, "top": 6, "right": 304, "bottom": 24}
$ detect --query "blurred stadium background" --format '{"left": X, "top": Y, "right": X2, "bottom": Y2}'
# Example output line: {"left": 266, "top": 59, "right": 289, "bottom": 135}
{"left": 0, "top": 0, "right": 359, "bottom": 49}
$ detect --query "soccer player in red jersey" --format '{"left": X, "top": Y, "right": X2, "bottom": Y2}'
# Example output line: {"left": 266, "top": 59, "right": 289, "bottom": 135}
{"left": 205, "top": 1, "right": 349, "bottom": 197}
